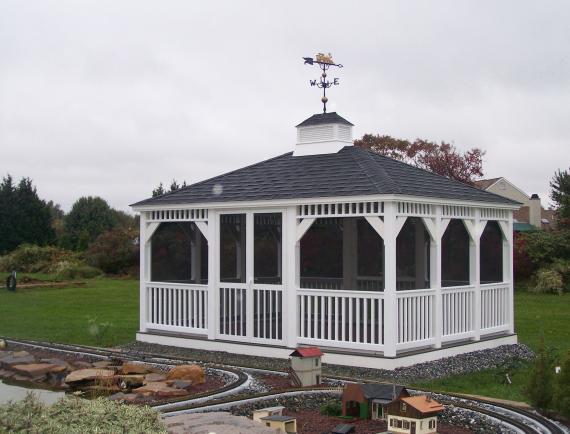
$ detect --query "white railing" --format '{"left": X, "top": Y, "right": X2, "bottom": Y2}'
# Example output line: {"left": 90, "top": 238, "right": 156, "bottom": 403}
{"left": 253, "top": 288, "right": 283, "bottom": 341}
{"left": 219, "top": 285, "right": 247, "bottom": 338}
{"left": 297, "top": 289, "right": 384, "bottom": 350}
{"left": 442, "top": 285, "right": 476, "bottom": 341}
{"left": 481, "top": 283, "right": 510, "bottom": 333}
{"left": 397, "top": 201, "right": 435, "bottom": 217}
{"left": 146, "top": 282, "right": 208, "bottom": 334}
{"left": 396, "top": 289, "right": 435, "bottom": 349}
{"left": 146, "top": 208, "right": 208, "bottom": 222}
{"left": 442, "top": 205, "right": 474, "bottom": 218}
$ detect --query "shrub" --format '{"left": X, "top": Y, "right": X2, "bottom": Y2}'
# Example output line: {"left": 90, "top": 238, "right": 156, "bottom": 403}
{"left": 524, "top": 338, "right": 555, "bottom": 410}
{"left": 533, "top": 268, "right": 564, "bottom": 295}
{"left": 54, "top": 263, "right": 102, "bottom": 280}
{"left": 86, "top": 227, "right": 139, "bottom": 275}
{"left": 0, "top": 244, "right": 77, "bottom": 273}
{"left": 521, "top": 230, "right": 570, "bottom": 269}
{"left": 513, "top": 232, "right": 535, "bottom": 281}
{"left": 0, "top": 394, "right": 167, "bottom": 433}
{"left": 320, "top": 400, "right": 342, "bottom": 416}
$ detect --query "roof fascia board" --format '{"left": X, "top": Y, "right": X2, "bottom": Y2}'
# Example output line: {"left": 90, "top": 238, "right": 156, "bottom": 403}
{"left": 132, "top": 194, "right": 519, "bottom": 212}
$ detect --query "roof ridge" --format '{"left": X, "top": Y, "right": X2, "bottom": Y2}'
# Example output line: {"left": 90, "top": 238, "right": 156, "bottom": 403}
{"left": 348, "top": 147, "right": 401, "bottom": 195}
{"left": 131, "top": 151, "right": 293, "bottom": 206}
{"left": 362, "top": 149, "right": 519, "bottom": 204}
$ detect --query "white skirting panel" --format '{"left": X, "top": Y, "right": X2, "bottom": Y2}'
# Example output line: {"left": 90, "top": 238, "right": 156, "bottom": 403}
{"left": 136, "top": 332, "right": 517, "bottom": 370}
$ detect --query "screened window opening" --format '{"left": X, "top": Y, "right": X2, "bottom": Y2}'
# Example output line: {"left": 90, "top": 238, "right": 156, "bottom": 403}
{"left": 254, "top": 213, "right": 282, "bottom": 284}
{"left": 300, "top": 217, "right": 384, "bottom": 291}
{"left": 220, "top": 214, "right": 246, "bottom": 283}
{"left": 151, "top": 222, "right": 208, "bottom": 284}
{"left": 396, "top": 217, "right": 431, "bottom": 290}
{"left": 480, "top": 221, "right": 503, "bottom": 284}
{"left": 441, "top": 219, "right": 470, "bottom": 287}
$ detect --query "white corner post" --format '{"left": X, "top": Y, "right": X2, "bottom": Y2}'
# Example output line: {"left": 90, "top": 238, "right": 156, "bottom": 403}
{"left": 432, "top": 206, "right": 444, "bottom": 349}
{"left": 139, "top": 211, "right": 148, "bottom": 333}
{"left": 472, "top": 208, "right": 482, "bottom": 340}
{"left": 285, "top": 206, "right": 299, "bottom": 348}
{"left": 383, "top": 202, "right": 398, "bottom": 357}
{"left": 207, "top": 210, "right": 218, "bottom": 340}
{"left": 507, "top": 213, "right": 515, "bottom": 334}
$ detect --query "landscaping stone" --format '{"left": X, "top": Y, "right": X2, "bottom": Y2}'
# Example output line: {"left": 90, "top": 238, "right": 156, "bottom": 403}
{"left": 92, "top": 360, "right": 112, "bottom": 368}
{"left": 12, "top": 363, "right": 61, "bottom": 378}
{"left": 144, "top": 372, "right": 167, "bottom": 383}
{"left": 117, "top": 374, "right": 145, "bottom": 388}
{"left": 162, "top": 412, "right": 278, "bottom": 434}
{"left": 168, "top": 379, "right": 193, "bottom": 390}
{"left": 40, "top": 358, "right": 71, "bottom": 371}
{"left": 109, "top": 392, "right": 141, "bottom": 403}
{"left": 73, "top": 361, "right": 93, "bottom": 369}
{"left": 64, "top": 368, "right": 115, "bottom": 383}
{"left": 133, "top": 381, "right": 188, "bottom": 397}
{"left": 121, "top": 362, "right": 149, "bottom": 375}
{"left": 0, "top": 353, "right": 36, "bottom": 367}
{"left": 167, "top": 364, "right": 205, "bottom": 384}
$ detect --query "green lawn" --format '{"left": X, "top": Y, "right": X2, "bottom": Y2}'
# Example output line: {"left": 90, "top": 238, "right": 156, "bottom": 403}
{"left": 0, "top": 274, "right": 138, "bottom": 347}
{"left": 413, "top": 288, "right": 570, "bottom": 402}
{"left": 1, "top": 275, "right": 569, "bottom": 404}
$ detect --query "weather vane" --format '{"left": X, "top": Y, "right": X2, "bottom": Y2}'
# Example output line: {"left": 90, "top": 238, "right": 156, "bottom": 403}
{"left": 303, "top": 52, "right": 343, "bottom": 113}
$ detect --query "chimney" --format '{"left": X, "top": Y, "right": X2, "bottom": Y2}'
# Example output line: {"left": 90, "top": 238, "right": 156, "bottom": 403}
{"left": 529, "top": 194, "right": 542, "bottom": 229}
{"left": 293, "top": 112, "right": 354, "bottom": 156}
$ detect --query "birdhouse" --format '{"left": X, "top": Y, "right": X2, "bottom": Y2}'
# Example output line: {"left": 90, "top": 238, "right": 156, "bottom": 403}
{"left": 288, "top": 347, "right": 323, "bottom": 387}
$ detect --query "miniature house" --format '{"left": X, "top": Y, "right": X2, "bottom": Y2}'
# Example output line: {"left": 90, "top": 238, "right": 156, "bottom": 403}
{"left": 252, "top": 406, "right": 286, "bottom": 422}
{"left": 342, "top": 383, "right": 409, "bottom": 420}
{"left": 131, "top": 109, "right": 518, "bottom": 369}
{"left": 386, "top": 395, "right": 444, "bottom": 434}
{"left": 253, "top": 407, "right": 297, "bottom": 434}
{"left": 289, "top": 346, "right": 323, "bottom": 386}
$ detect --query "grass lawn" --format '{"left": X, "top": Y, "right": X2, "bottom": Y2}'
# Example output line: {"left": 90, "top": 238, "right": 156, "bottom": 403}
{"left": 0, "top": 274, "right": 138, "bottom": 347}
{"left": 413, "top": 287, "right": 570, "bottom": 402}
{"left": 1, "top": 274, "right": 569, "bottom": 404}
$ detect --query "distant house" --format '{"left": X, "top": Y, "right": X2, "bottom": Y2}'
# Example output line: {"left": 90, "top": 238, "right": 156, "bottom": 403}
{"left": 474, "top": 177, "right": 556, "bottom": 231}
{"left": 252, "top": 406, "right": 297, "bottom": 433}
{"left": 342, "top": 383, "right": 409, "bottom": 420}
{"left": 385, "top": 395, "right": 444, "bottom": 434}
{"left": 289, "top": 347, "right": 323, "bottom": 387}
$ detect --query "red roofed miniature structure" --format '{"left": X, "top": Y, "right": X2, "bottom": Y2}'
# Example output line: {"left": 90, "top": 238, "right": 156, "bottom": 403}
{"left": 289, "top": 347, "right": 323, "bottom": 387}
{"left": 385, "top": 394, "right": 444, "bottom": 434}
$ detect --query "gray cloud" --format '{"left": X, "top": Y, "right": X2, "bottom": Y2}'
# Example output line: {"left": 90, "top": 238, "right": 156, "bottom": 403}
{"left": 1, "top": 0, "right": 568, "bottom": 211}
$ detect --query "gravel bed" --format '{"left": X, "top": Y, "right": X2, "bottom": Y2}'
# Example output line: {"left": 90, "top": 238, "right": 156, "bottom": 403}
{"left": 123, "top": 341, "right": 534, "bottom": 383}
{"left": 440, "top": 405, "right": 518, "bottom": 434}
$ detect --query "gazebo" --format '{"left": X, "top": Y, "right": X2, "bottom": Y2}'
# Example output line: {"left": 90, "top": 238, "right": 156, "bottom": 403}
{"left": 131, "top": 111, "right": 518, "bottom": 369}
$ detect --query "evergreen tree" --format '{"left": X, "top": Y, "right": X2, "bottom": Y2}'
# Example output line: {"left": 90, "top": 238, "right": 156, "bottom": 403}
{"left": 525, "top": 337, "right": 555, "bottom": 411}
{"left": 63, "top": 196, "right": 117, "bottom": 250}
{"left": 550, "top": 168, "right": 570, "bottom": 227}
{"left": 0, "top": 175, "right": 55, "bottom": 253}
{"left": 555, "top": 350, "right": 570, "bottom": 418}
{"left": 152, "top": 179, "right": 187, "bottom": 197}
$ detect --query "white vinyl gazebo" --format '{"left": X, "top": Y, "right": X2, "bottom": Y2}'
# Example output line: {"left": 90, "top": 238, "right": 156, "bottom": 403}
{"left": 131, "top": 112, "right": 518, "bottom": 369}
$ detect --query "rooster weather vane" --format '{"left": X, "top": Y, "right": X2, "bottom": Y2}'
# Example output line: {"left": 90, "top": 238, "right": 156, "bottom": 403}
{"left": 303, "top": 53, "right": 343, "bottom": 113}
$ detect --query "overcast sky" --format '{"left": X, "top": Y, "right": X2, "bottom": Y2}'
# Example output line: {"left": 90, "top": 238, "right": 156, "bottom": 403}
{"left": 1, "top": 1, "right": 568, "bottom": 212}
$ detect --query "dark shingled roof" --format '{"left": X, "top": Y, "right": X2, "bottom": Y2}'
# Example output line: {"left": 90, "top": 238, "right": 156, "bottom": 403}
{"left": 360, "top": 383, "right": 407, "bottom": 401}
{"left": 132, "top": 146, "right": 518, "bottom": 207}
{"left": 296, "top": 112, "right": 354, "bottom": 127}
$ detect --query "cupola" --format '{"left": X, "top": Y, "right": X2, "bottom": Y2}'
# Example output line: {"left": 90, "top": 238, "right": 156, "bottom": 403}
{"left": 293, "top": 112, "right": 354, "bottom": 156}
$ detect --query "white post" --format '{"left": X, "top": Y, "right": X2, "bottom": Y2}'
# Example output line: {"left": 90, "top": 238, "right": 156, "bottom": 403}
{"left": 285, "top": 206, "right": 298, "bottom": 348}
{"left": 207, "top": 210, "right": 217, "bottom": 340}
{"left": 246, "top": 212, "right": 254, "bottom": 340}
{"left": 473, "top": 208, "right": 482, "bottom": 340}
{"left": 383, "top": 202, "right": 398, "bottom": 357}
{"left": 139, "top": 211, "right": 148, "bottom": 333}
{"left": 433, "top": 206, "right": 443, "bottom": 349}
{"left": 507, "top": 212, "right": 515, "bottom": 334}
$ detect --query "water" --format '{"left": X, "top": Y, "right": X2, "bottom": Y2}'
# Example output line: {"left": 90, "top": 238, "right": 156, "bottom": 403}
{"left": 0, "top": 378, "right": 65, "bottom": 405}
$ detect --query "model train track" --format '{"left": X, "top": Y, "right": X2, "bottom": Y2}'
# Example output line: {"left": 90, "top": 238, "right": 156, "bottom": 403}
{"left": 2, "top": 337, "right": 567, "bottom": 434}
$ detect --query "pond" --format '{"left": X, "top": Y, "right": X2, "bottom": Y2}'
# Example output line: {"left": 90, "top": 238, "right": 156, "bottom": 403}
{"left": 0, "top": 378, "right": 65, "bottom": 405}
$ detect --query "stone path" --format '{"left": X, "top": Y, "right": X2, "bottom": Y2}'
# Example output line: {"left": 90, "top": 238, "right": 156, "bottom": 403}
{"left": 161, "top": 412, "right": 278, "bottom": 434}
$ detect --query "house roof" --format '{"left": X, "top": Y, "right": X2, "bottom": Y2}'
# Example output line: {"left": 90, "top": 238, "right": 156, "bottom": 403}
{"left": 289, "top": 347, "right": 323, "bottom": 358}
{"left": 260, "top": 415, "right": 296, "bottom": 422}
{"left": 332, "top": 424, "right": 356, "bottom": 434}
{"left": 296, "top": 112, "right": 354, "bottom": 127}
{"left": 514, "top": 222, "right": 536, "bottom": 232}
{"left": 360, "top": 383, "right": 407, "bottom": 401}
{"left": 473, "top": 177, "right": 502, "bottom": 190}
{"left": 400, "top": 395, "right": 444, "bottom": 414}
{"left": 132, "top": 146, "right": 518, "bottom": 208}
